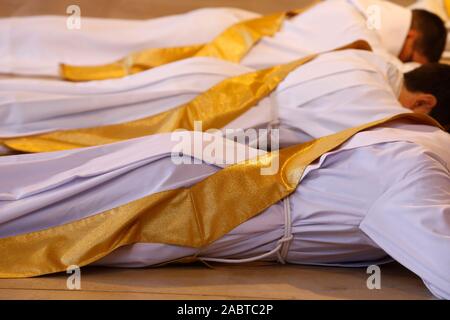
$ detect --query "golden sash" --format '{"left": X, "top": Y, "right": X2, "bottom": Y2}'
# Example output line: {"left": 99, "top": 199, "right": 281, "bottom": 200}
{"left": 0, "top": 113, "right": 440, "bottom": 278}
{"left": 2, "top": 40, "right": 372, "bottom": 153}
{"left": 60, "top": 4, "right": 319, "bottom": 81}
{"left": 445, "top": 0, "right": 450, "bottom": 17}
{"left": 5, "top": 56, "right": 315, "bottom": 153}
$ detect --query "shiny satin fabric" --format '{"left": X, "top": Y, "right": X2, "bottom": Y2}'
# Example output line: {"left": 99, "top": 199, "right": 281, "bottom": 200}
{"left": 2, "top": 40, "right": 372, "bottom": 154}
{"left": 60, "top": 5, "right": 319, "bottom": 81}
{"left": 0, "top": 113, "right": 441, "bottom": 278}
{"left": 61, "top": 45, "right": 204, "bottom": 81}
{"left": 3, "top": 55, "right": 317, "bottom": 153}
{"left": 446, "top": 0, "right": 450, "bottom": 17}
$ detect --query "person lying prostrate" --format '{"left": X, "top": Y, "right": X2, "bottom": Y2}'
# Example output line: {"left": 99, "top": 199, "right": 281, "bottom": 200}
{"left": 229, "top": 51, "right": 450, "bottom": 146}
{"left": 244, "top": 0, "right": 447, "bottom": 71}
{"left": 2, "top": 49, "right": 450, "bottom": 154}
{"left": 0, "top": 116, "right": 448, "bottom": 299}
{"left": 0, "top": 0, "right": 446, "bottom": 78}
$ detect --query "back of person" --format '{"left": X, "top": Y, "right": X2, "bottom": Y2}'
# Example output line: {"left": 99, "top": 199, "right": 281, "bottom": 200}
{"left": 276, "top": 49, "right": 405, "bottom": 143}
{"left": 228, "top": 49, "right": 408, "bottom": 145}
{"left": 287, "top": 121, "right": 450, "bottom": 299}
{"left": 243, "top": 0, "right": 391, "bottom": 69}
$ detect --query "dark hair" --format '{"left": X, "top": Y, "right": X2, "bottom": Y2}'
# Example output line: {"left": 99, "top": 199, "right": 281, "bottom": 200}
{"left": 411, "top": 9, "right": 447, "bottom": 63}
{"left": 404, "top": 63, "right": 450, "bottom": 131}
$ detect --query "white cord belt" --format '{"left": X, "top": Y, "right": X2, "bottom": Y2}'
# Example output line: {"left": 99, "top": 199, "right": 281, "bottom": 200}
{"left": 198, "top": 197, "right": 293, "bottom": 265}
{"left": 198, "top": 96, "right": 291, "bottom": 264}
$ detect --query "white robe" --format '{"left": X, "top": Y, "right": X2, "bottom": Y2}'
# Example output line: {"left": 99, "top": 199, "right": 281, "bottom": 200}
{"left": 243, "top": 0, "right": 413, "bottom": 71}
{"left": 0, "top": 57, "right": 252, "bottom": 137}
{"left": 0, "top": 8, "right": 258, "bottom": 76}
{"left": 228, "top": 49, "right": 406, "bottom": 146}
{"left": 0, "top": 0, "right": 412, "bottom": 77}
{"left": 0, "top": 50, "right": 405, "bottom": 143}
{"left": 0, "top": 122, "right": 448, "bottom": 299}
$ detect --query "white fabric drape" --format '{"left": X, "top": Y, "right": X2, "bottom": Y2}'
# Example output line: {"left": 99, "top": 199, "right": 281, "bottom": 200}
{"left": 0, "top": 57, "right": 252, "bottom": 137}
{"left": 1, "top": 123, "right": 448, "bottom": 299}
{"left": 1, "top": 50, "right": 405, "bottom": 143}
{"left": 0, "top": 0, "right": 413, "bottom": 77}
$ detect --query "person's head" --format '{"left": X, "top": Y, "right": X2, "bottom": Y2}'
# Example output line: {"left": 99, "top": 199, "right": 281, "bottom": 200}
{"left": 399, "top": 63, "right": 450, "bottom": 130}
{"left": 398, "top": 9, "right": 447, "bottom": 64}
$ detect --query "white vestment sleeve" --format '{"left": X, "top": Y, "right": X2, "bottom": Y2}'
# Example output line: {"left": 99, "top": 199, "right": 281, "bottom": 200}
{"left": 0, "top": 57, "right": 252, "bottom": 137}
{"left": 0, "top": 8, "right": 258, "bottom": 76}
{"left": 360, "top": 153, "right": 450, "bottom": 299}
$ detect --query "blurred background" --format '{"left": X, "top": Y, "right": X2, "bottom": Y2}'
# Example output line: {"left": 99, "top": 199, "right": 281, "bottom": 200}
{"left": 1, "top": 0, "right": 415, "bottom": 18}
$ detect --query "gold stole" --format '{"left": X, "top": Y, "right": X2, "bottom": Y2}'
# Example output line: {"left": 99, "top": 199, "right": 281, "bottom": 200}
{"left": 2, "top": 40, "right": 372, "bottom": 153}
{"left": 445, "top": 0, "right": 450, "bottom": 18}
{"left": 60, "top": 4, "right": 319, "bottom": 81}
{"left": 0, "top": 112, "right": 441, "bottom": 278}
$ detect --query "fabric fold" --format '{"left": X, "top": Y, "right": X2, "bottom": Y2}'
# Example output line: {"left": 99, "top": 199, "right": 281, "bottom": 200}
{"left": 60, "top": 11, "right": 296, "bottom": 81}
{"left": 0, "top": 113, "right": 441, "bottom": 278}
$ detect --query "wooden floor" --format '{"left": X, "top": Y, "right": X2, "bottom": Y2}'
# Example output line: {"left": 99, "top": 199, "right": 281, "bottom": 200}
{"left": 0, "top": 262, "right": 433, "bottom": 300}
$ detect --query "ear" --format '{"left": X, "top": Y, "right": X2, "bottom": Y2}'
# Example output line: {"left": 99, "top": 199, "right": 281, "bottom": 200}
{"left": 399, "top": 30, "right": 421, "bottom": 62}
{"left": 412, "top": 94, "right": 437, "bottom": 114}
{"left": 407, "top": 29, "right": 421, "bottom": 41}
